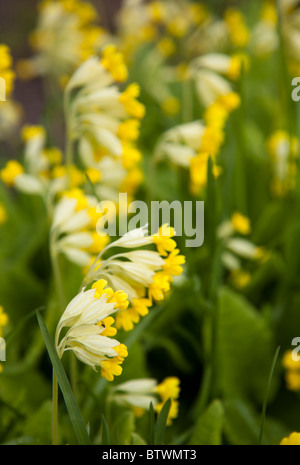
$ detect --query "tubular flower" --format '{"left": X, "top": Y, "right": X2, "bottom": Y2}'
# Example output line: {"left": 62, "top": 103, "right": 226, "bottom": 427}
{"left": 155, "top": 377, "right": 180, "bottom": 425}
{"left": 187, "top": 52, "right": 244, "bottom": 108}
{"left": 17, "top": 0, "right": 108, "bottom": 83}
{"left": 0, "top": 306, "right": 8, "bottom": 373}
{"left": 0, "top": 306, "right": 8, "bottom": 338}
{"left": 0, "top": 44, "right": 21, "bottom": 142}
{"left": 0, "top": 44, "right": 15, "bottom": 97}
{"left": 282, "top": 350, "right": 300, "bottom": 391}
{"left": 110, "top": 376, "right": 180, "bottom": 425}
{"left": 117, "top": 0, "right": 210, "bottom": 61}
{"left": 83, "top": 225, "right": 185, "bottom": 331}
{"left": 50, "top": 189, "right": 109, "bottom": 267}
{"left": 267, "top": 130, "right": 299, "bottom": 196}
{"left": 154, "top": 92, "right": 239, "bottom": 195}
{"left": 0, "top": 124, "right": 70, "bottom": 199}
{"left": 64, "top": 47, "right": 145, "bottom": 202}
{"left": 224, "top": 8, "right": 250, "bottom": 48}
{"left": 252, "top": 0, "right": 300, "bottom": 70}
{"left": 55, "top": 282, "right": 128, "bottom": 380}
{"left": 217, "top": 213, "right": 266, "bottom": 275}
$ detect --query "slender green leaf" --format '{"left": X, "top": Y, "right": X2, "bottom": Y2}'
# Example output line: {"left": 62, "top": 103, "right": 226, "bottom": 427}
{"left": 36, "top": 310, "right": 91, "bottom": 445}
{"left": 101, "top": 414, "right": 110, "bottom": 445}
{"left": 149, "top": 402, "right": 155, "bottom": 445}
{"left": 259, "top": 346, "right": 281, "bottom": 445}
{"left": 154, "top": 399, "right": 171, "bottom": 445}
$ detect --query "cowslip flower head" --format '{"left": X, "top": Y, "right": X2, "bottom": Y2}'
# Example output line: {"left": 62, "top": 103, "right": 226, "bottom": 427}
{"left": 55, "top": 280, "right": 128, "bottom": 381}
{"left": 83, "top": 224, "right": 185, "bottom": 331}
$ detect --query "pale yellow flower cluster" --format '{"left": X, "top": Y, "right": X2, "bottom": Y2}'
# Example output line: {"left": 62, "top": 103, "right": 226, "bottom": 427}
{"left": 17, "top": 0, "right": 109, "bottom": 84}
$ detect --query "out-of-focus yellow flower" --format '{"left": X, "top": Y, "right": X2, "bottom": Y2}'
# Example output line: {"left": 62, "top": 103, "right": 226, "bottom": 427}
{"left": 231, "top": 212, "right": 251, "bottom": 235}
{"left": 280, "top": 432, "right": 300, "bottom": 445}
{"left": 17, "top": 0, "right": 108, "bottom": 83}
{"left": 110, "top": 376, "right": 180, "bottom": 425}
{"left": 162, "top": 97, "right": 180, "bottom": 116}
{"left": 283, "top": 350, "right": 300, "bottom": 391}
{"left": 157, "top": 37, "right": 176, "bottom": 58}
{"left": 0, "top": 160, "right": 25, "bottom": 186}
{"left": 0, "top": 203, "right": 7, "bottom": 225}
{"left": 224, "top": 8, "right": 250, "bottom": 48}
{"left": 155, "top": 377, "right": 180, "bottom": 425}
{"left": 64, "top": 49, "right": 145, "bottom": 202}
{"left": 0, "top": 44, "right": 15, "bottom": 97}
{"left": 230, "top": 269, "right": 251, "bottom": 289}
{"left": 0, "top": 306, "right": 8, "bottom": 338}
{"left": 267, "top": 130, "right": 299, "bottom": 196}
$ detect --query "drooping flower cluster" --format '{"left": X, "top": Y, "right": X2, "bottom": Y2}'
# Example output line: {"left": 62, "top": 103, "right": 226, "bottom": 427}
{"left": 267, "top": 130, "right": 299, "bottom": 196}
{"left": 0, "top": 44, "right": 21, "bottom": 141}
{"left": 50, "top": 188, "right": 109, "bottom": 267}
{"left": 55, "top": 280, "right": 129, "bottom": 381}
{"left": 154, "top": 92, "right": 240, "bottom": 195}
{"left": 252, "top": 0, "right": 300, "bottom": 74}
{"left": 83, "top": 224, "right": 185, "bottom": 331}
{"left": 64, "top": 46, "right": 145, "bottom": 203}
{"left": 17, "top": 0, "right": 109, "bottom": 85}
{"left": 217, "top": 212, "right": 266, "bottom": 289}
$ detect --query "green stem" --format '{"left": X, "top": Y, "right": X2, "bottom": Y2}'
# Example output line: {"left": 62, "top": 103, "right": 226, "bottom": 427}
{"left": 50, "top": 238, "right": 66, "bottom": 312}
{"left": 258, "top": 346, "right": 281, "bottom": 445}
{"left": 50, "top": 236, "right": 66, "bottom": 446}
{"left": 182, "top": 78, "right": 193, "bottom": 124}
{"left": 52, "top": 369, "right": 58, "bottom": 445}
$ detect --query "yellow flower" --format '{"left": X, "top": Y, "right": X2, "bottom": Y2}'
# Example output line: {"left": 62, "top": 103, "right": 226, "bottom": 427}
{"left": 148, "top": 272, "right": 171, "bottom": 302}
{"left": 156, "top": 376, "right": 181, "bottom": 401}
{"left": 280, "top": 432, "right": 300, "bottom": 445}
{"left": 230, "top": 269, "right": 251, "bottom": 289}
{"left": 1, "top": 160, "right": 24, "bottom": 186}
{"left": 155, "top": 377, "right": 180, "bottom": 425}
{"left": 118, "top": 119, "right": 141, "bottom": 142}
{"left": 55, "top": 283, "right": 128, "bottom": 381}
{"left": 152, "top": 224, "right": 177, "bottom": 256}
{"left": 0, "top": 44, "right": 15, "bottom": 97}
{"left": 162, "top": 97, "right": 180, "bottom": 116}
{"left": 283, "top": 351, "right": 300, "bottom": 391}
{"left": 0, "top": 306, "right": 8, "bottom": 338}
{"left": 21, "top": 125, "right": 45, "bottom": 142}
{"left": 231, "top": 212, "right": 251, "bottom": 235}
{"left": 162, "top": 249, "right": 185, "bottom": 278}
{"left": 224, "top": 8, "right": 250, "bottom": 48}
{"left": 157, "top": 37, "right": 176, "bottom": 57}
{"left": 119, "top": 84, "right": 146, "bottom": 119}
{"left": 0, "top": 203, "right": 7, "bottom": 225}
{"left": 101, "top": 45, "right": 128, "bottom": 83}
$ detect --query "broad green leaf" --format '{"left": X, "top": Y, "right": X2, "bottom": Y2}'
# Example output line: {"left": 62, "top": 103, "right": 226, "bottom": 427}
{"left": 23, "top": 400, "right": 52, "bottom": 445}
{"left": 217, "top": 287, "right": 277, "bottom": 402}
{"left": 188, "top": 399, "right": 224, "bottom": 445}
{"left": 113, "top": 411, "right": 135, "bottom": 445}
{"left": 224, "top": 398, "right": 289, "bottom": 445}
{"left": 131, "top": 432, "right": 147, "bottom": 445}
